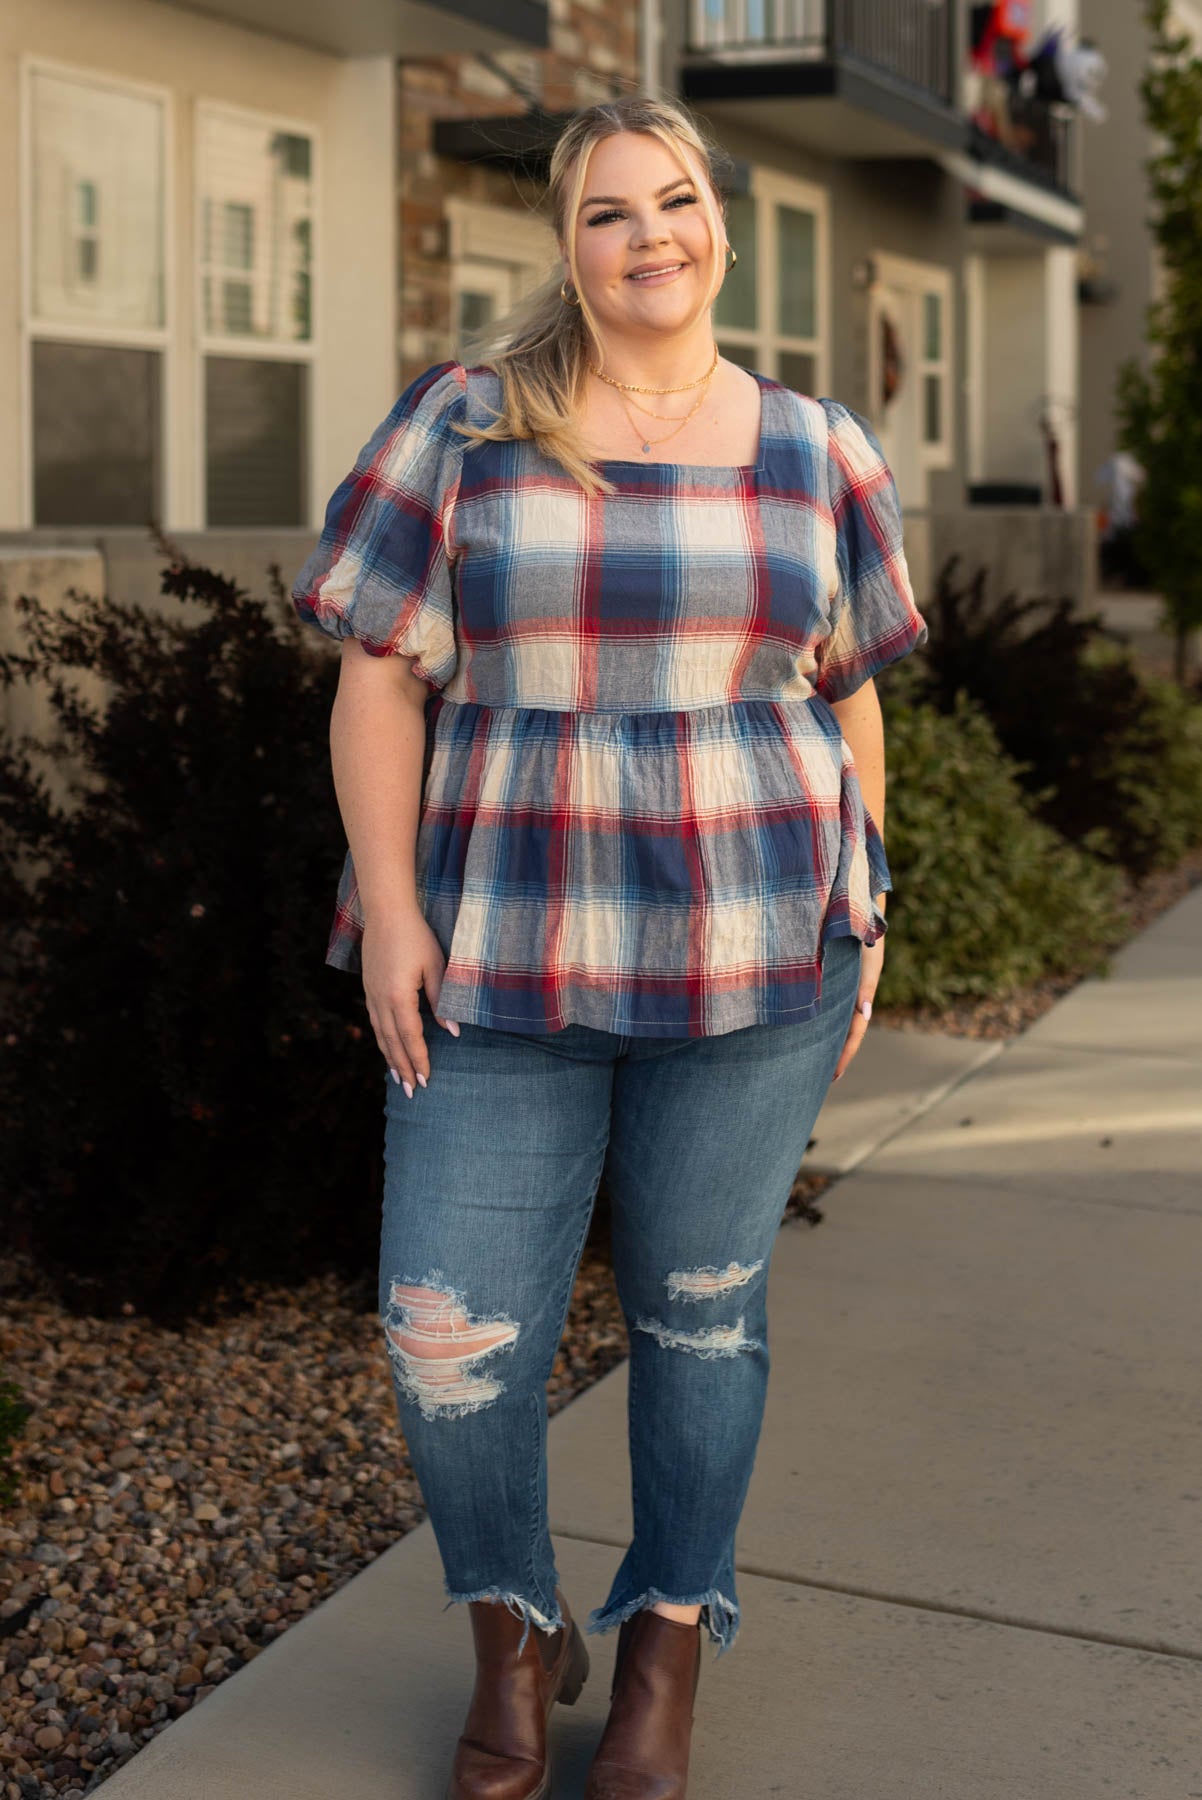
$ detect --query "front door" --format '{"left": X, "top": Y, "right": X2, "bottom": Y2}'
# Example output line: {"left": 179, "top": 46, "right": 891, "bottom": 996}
{"left": 870, "top": 279, "right": 925, "bottom": 509}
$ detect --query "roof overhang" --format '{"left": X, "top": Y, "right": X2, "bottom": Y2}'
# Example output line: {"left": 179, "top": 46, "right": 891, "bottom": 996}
{"left": 431, "top": 107, "right": 573, "bottom": 182}
{"left": 153, "top": 0, "right": 549, "bottom": 56}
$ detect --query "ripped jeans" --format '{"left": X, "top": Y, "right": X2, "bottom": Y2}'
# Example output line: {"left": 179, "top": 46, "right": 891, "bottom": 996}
{"left": 379, "top": 932, "right": 862, "bottom": 1660}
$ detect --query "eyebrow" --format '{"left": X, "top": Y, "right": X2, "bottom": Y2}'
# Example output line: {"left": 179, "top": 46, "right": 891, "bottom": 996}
{"left": 579, "top": 176, "right": 695, "bottom": 209}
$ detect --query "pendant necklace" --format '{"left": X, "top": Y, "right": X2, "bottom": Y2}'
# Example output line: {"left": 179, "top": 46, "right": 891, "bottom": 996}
{"left": 589, "top": 346, "right": 721, "bottom": 456}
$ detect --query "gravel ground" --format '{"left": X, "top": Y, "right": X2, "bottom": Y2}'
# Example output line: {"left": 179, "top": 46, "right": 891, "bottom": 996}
{"left": 2, "top": 845, "right": 1197, "bottom": 1796}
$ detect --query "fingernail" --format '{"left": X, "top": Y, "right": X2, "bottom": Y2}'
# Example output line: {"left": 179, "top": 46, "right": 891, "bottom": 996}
{"left": 860, "top": 1000, "right": 872, "bottom": 1021}
{"left": 389, "top": 1067, "right": 401, "bottom": 1084}
{"left": 445, "top": 1020, "right": 460, "bottom": 1038}
{"left": 833, "top": 1070, "right": 844, "bottom": 1081}
{"left": 416, "top": 1072, "right": 427, "bottom": 1088}
{"left": 402, "top": 1080, "right": 414, "bottom": 1099}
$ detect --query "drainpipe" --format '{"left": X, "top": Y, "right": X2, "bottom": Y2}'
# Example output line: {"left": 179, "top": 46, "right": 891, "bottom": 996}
{"left": 641, "top": 0, "right": 663, "bottom": 96}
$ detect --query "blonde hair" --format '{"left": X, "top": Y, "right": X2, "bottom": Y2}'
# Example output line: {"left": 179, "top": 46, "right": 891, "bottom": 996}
{"left": 449, "top": 94, "right": 736, "bottom": 498}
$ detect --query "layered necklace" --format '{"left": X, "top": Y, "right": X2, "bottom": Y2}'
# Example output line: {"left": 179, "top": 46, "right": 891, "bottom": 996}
{"left": 587, "top": 345, "right": 720, "bottom": 456}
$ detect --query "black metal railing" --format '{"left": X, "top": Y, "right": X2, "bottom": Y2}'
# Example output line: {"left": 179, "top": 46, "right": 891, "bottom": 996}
{"left": 687, "top": 0, "right": 956, "bottom": 106}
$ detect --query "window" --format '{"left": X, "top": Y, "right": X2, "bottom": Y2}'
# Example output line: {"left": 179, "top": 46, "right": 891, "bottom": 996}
{"left": 921, "top": 289, "right": 948, "bottom": 447}
{"left": 197, "top": 103, "right": 315, "bottom": 526}
{"left": 711, "top": 172, "right": 827, "bottom": 397}
{"left": 204, "top": 356, "right": 306, "bottom": 528}
{"left": 73, "top": 180, "right": 100, "bottom": 286}
{"left": 25, "top": 63, "right": 168, "bottom": 524}
{"left": 197, "top": 110, "right": 312, "bottom": 345}
{"left": 32, "top": 341, "right": 161, "bottom": 526}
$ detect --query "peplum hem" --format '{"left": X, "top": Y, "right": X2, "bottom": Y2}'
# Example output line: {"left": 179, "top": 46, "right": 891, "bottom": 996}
{"left": 322, "top": 694, "right": 892, "bottom": 1038}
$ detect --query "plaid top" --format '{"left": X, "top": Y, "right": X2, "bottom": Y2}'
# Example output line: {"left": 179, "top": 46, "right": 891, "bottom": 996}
{"left": 292, "top": 359, "right": 928, "bottom": 1036}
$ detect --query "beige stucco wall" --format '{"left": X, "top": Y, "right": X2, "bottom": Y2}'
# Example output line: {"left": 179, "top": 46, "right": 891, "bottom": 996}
{"left": 0, "top": 0, "right": 396, "bottom": 533}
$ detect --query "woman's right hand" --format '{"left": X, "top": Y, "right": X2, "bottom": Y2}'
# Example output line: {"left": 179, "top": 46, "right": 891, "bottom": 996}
{"left": 361, "top": 906, "right": 460, "bottom": 1095}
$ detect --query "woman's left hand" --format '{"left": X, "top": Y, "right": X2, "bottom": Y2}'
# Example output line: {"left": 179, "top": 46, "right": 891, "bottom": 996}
{"left": 831, "top": 935, "right": 884, "bottom": 1083}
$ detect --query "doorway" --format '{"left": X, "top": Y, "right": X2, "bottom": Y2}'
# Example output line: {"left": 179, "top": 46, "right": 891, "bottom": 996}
{"left": 867, "top": 252, "right": 954, "bottom": 510}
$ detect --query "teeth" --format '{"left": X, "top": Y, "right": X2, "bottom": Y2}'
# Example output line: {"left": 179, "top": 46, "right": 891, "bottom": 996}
{"left": 630, "top": 264, "right": 683, "bottom": 280}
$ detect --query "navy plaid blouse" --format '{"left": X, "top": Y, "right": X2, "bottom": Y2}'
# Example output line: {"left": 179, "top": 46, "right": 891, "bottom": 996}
{"left": 292, "top": 359, "right": 929, "bottom": 1036}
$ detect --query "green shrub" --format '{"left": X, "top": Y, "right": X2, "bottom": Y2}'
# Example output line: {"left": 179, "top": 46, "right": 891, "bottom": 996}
{"left": 1080, "top": 639, "right": 1202, "bottom": 870}
{"left": 0, "top": 548, "right": 391, "bottom": 1323}
{"left": 0, "top": 1375, "right": 31, "bottom": 1507}
{"left": 876, "top": 671, "right": 1130, "bottom": 1010}
{"left": 917, "top": 555, "right": 1202, "bottom": 878}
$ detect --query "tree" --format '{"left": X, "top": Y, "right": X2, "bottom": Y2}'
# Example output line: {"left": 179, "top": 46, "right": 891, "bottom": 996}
{"left": 1114, "top": 0, "right": 1202, "bottom": 683}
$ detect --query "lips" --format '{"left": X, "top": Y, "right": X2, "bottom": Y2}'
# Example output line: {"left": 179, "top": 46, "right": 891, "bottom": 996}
{"left": 627, "top": 261, "right": 686, "bottom": 280}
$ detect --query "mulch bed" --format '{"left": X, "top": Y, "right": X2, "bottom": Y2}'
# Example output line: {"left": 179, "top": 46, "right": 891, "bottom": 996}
{"left": 1, "top": 840, "right": 1198, "bottom": 1796}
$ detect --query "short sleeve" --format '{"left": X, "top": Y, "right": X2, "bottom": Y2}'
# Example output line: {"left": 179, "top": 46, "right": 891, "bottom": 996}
{"left": 291, "top": 359, "right": 467, "bottom": 691}
{"left": 814, "top": 397, "right": 929, "bottom": 704}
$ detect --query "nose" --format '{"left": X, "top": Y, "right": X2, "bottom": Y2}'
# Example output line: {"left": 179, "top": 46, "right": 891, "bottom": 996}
{"left": 631, "top": 214, "right": 671, "bottom": 250}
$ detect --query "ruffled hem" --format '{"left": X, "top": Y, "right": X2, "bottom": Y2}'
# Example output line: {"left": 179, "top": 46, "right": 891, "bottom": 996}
{"left": 321, "top": 695, "right": 895, "bottom": 1034}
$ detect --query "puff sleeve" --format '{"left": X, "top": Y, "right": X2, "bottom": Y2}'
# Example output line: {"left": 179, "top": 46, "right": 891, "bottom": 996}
{"left": 291, "top": 359, "right": 467, "bottom": 691}
{"left": 814, "top": 397, "right": 929, "bottom": 704}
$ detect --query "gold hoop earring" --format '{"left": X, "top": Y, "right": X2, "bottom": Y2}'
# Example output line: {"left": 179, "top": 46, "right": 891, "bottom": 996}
{"left": 724, "top": 244, "right": 737, "bottom": 273}
{"left": 560, "top": 278, "right": 580, "bottom": 306}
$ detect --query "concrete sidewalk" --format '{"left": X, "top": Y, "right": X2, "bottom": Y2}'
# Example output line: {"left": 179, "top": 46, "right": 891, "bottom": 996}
{"left": 98, "top": 888, "right": 1202, "bottom": 1798}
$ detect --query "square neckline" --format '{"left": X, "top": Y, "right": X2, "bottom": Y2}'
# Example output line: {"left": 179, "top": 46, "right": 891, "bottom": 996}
{"left": 585, "top": 370, "right": 776, "bottom": 478}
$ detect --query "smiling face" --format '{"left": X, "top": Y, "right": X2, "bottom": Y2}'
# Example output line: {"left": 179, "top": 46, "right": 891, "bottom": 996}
{"left": 560, "top": 130, "right": 724, "bottom": 348}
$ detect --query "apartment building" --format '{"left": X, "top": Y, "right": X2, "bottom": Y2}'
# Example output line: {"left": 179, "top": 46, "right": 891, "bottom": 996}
{"left": 1, "top": 0, "right": 1122, "bottom": 616}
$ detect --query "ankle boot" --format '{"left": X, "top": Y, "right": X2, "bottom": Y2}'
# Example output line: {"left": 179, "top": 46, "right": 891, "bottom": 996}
{"left": 445, "top": 1586, "right": 590, "bottom": 1800}
{"left": 583, "top": 1608, "right": 703, "bottom": 1799}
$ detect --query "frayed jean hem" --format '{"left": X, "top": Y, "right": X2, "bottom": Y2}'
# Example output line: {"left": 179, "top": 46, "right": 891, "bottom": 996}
{"left": 441, "top": 1584, "right": 564, "bottom": 1657}
{"left": 585, "top": 1585, "right": 740, "bottom": 1658}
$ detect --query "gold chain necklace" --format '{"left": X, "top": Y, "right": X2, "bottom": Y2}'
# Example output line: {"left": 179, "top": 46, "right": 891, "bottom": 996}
{"left": 620, "top": 385, "right": 712, "bottom": 422}
{"left": 587, "top": 344, "right": 720, "bottom": 395}
{"left": 617, "top": 381, "right": 712, "bottom": 455}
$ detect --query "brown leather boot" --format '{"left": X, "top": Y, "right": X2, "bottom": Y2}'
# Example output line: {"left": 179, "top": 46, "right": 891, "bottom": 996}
{"left": 445, "top": 1586, "right": 590, "bottom": 1800}
{"left": 583, "top": 1607, "right": 703, "bottom": 1799}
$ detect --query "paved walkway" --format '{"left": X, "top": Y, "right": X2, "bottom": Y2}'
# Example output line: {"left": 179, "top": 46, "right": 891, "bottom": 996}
{"left": 98, "top": 887, "right": 1202, "bottom": 1798}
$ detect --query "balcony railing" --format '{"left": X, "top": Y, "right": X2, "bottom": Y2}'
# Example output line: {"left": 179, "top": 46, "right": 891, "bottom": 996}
{"left": 969, "top": 108, "right": 1075, "bottom": 196}
{"left": 688, "top": 0, "right": 956, "bottom": 106}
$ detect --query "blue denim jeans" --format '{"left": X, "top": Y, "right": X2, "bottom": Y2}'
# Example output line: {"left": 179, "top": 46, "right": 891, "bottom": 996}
{"left": 378, "top": 932, "right": 862, "bottom": 1660}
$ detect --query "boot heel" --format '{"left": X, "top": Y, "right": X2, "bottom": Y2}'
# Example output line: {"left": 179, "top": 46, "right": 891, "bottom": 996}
{"left": 557, "top": 1618, "right": 590, "bottom": 1705}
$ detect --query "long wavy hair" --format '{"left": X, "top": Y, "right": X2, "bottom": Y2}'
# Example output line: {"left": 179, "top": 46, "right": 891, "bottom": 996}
{"left": 449, "top": 94, "right": 739, "bottom": 498}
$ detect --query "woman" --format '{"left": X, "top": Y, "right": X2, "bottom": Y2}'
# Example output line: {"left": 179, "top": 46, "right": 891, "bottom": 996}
{"left": 292, "top": 93, "right": 928, "bottom": 1800}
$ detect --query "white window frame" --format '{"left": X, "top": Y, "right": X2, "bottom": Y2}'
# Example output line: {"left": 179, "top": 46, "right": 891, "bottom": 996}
{"left": 193, "top": 98, "right": 321, "bottom": 529}
{"left": 869, "top": 249, "right": 955, "bottom": 472}
{"left": 18, "top": 54, "right": 175, "bottom": 531}
{"left": 714, "top": 166, "right": 830, "bottom": 396}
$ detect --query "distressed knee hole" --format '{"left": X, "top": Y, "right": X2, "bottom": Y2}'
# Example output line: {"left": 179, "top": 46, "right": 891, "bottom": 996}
{"left": 632, "top": 1315, "right": 759, "bottom": 1357}
{"left": 665, "top": 1259, "right": 764, "bottom": 1303}
{"left": 384, "top": 1275, "right": 520, "bottom": 1419}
